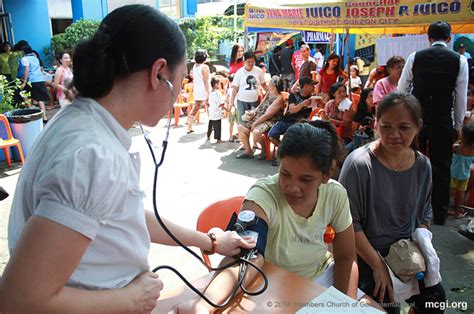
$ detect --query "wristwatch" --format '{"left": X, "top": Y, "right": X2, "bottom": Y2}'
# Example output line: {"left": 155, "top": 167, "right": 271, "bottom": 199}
{"left": 203, "top": 232, "right": 218, "bottom": 255}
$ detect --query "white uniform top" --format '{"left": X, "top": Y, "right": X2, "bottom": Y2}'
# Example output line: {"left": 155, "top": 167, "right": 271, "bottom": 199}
{"left": 192, "top": 63, "right": 210, "bottom": 101}
{"left": 8, "top": 97, "right": 150, "bottom": 290}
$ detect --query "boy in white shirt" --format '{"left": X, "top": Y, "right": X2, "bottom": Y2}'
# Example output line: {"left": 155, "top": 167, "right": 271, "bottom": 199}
{"left": 207, "top": 77, "right": 225, "bottom": 143}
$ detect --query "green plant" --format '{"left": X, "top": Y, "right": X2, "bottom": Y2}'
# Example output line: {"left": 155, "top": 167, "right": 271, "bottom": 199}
{"left": 179, "top": 16, "right": 244, "bottom": 60}
{"left": 0, "top": 76, "right": 31, "bottom": 113}
{"left": 50, "top": 19, "right": 100, "bottom": 55}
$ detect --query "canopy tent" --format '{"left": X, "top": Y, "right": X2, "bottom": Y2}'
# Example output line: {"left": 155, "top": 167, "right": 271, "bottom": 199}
{"left": 244, "top": 0, "right": 474, "bottom": 35}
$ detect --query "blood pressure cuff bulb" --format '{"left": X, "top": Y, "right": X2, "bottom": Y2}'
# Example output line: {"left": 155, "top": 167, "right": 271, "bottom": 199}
{"left": 226, "top": 212, "right": 268, "bottom": 257}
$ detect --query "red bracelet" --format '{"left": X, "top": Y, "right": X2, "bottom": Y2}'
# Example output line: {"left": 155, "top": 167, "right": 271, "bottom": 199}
{"left": 203, "top": 232, "right": 218, "bottom": 255}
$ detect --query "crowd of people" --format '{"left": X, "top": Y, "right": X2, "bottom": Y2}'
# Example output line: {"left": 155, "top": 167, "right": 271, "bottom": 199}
{"left": 179, "top": 39, "right": 401, "bottom": 165}
{"left": 0, "top": 4, "right": 473, "bottom": 313}
{"left": 0, "top": 40, "right": 76, "bottom": 122}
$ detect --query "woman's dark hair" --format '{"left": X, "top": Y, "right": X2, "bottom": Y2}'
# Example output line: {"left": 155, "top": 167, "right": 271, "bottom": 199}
{"left": 354, "top": 88, "right": 374, "bottom": 123}
{"left": 13, "top": 40, "right": 27, "bottom": 52}
{"left": 428, "top": 21, "right": 451, "bottom": 41}
{"left": 377, "top": 92, "right": 422, "bottom": 148}
{"left": 386, "top": 55, "right": 405, "bottom": 70}
{"left": 323, "top": 53, "right": 340, "bottom": 71}
{"left": 1, "top": 42, "right": 10, "bottom": 53}
{"left": 55, "top": 51, "right": 69, "bottom": 64}
{"left": 229, "top": 43, "right": 244, "bottom": 65}
{"left": 20, "top": 44, "right": 33, "bottom": 55}
{"left": 462, "top": 123, "right": 474, "bottom": 146}
{"left": 194, "top": 49, "right": 207, "bottom": 64}
{"left": 278, "top": 123, "right": 339, "bottom": 174}
{"left": 270, "top": 75, "right": 284, "bottom": 93}
{"left": 329, "top": 82, "right": 345, "bottom": 100}
{"left": 308, "top": 120, "right": 345, "bottom": 163}
{"left": 73, "top": 4, "right": 186, "bottom": 99}
{"left": 185, "top": 73, "right": 193, "bottom": 83}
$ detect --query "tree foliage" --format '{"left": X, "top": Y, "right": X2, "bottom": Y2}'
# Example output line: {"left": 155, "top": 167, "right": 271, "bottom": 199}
{"left": 179, "top": 16, "right": 244, "bottom": 60}
{"left": 51, "top": 20, "right": 100, "bottom": 55}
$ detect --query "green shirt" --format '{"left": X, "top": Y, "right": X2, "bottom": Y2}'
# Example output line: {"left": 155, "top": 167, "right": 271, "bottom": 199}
{"left": 8, "top": 51, "right": 23, "bottom": 78}
{"left": 245, "top": 174, "right": 352, "bottom": 280}
{"left": 0, "top": 52, "right": 11, "bottom": 75}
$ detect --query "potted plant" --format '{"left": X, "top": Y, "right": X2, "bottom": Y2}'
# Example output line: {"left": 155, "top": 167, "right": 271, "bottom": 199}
{"left": 0, "top": 74, "right": 42, "bottom": 161}
{"left": 0, "top": 75, "right": 30, "bottom": 113}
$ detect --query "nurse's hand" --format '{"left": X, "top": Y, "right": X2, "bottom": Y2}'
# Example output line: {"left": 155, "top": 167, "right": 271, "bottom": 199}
{"left": 125, "top": 271, "right": 163, "bottom": 313}
{"left": 210, "top": 228, "right": 256, "bottom": 257}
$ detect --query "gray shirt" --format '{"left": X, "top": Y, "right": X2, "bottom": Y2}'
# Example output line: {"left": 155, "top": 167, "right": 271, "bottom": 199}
{"left": 339, "top": 145, "right": 432, "bottom": 251}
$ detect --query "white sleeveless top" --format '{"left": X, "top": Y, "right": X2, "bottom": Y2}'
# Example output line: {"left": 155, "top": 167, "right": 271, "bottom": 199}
{"left": 192, "top": 63, "right": 209, "bottom": 101}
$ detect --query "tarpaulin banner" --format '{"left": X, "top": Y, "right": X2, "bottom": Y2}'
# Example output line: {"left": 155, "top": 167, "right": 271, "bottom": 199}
{"left": 254, "top": 32, "right": 298, "bottom": 56}
{"left": 301, "top": 31, "right": 333, "bottom": 43}
{"left": 245, "top": 0, "right": 474, "bottom": 34}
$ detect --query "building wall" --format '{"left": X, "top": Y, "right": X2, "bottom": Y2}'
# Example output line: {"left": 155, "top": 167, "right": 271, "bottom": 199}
{"left": 72, "top": 0, "right": 108, "bottom": 21}
{"left": 2, "top": 0, "right": 197, "bottom": 63}
{"left": 4, "top": 0, "right": 52, "bottom": 56}
{"left": 48, "top": 0, "right": 73, "bottom": 19}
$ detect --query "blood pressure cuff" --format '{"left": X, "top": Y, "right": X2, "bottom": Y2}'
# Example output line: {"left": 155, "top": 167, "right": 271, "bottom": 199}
{"left": 226, "top": 212, "right": 268, "bottom": 257}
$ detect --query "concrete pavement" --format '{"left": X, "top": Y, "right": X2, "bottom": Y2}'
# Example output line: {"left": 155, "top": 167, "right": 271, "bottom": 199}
{"left": 1, "top": 112, "right": 473, "bottom": 313}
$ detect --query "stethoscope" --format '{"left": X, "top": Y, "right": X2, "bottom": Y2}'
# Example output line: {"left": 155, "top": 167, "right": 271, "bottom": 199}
{"left": 139, "top": 79, "right": 267, "bottom": 308}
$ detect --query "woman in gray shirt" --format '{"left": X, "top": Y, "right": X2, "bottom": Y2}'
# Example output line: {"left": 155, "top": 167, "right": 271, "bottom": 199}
{"left": 339, "top": 92, "right": 445, "bottom": 313}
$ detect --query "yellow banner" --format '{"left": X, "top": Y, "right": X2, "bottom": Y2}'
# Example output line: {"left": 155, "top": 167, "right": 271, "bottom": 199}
{"left": 356, "top": 34, "right": 378, "bottom": 49}
{"left": 245, "top": 0, "right": 474, "bottom": 34}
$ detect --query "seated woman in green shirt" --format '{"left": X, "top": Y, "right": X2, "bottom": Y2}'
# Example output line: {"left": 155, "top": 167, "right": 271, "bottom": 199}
{"left": 176, "top": 122, "right": 382, "bottom": 313}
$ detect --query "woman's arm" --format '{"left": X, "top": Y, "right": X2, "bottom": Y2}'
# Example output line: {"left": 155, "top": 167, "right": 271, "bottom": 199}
{"left": 53, "top": 68, "right": 64, "bottom": 92}
{"left": 332, "top": 224, "right": 358, "bottom": 299}
{"left": 340, "top": 70, "right": 349, "bottom": 86}
{"left": 364, "top": 70, "right": 375, "bottom": 89}
{"left": 230, "top": 86, "right": 239, "bottom": 109}
{"left": 175, "top": 200, "right": 269, "bottom": 313}
{"left": 0, "top": 216, "right": 161, "bottom": 313}
{"left": 22, "top": 64, "right": 29, "bottom": 86}
{"left": 145, "top": 211, "right": 255, "bottom": 256}
{"left": 418, "top": 159, "right": 433, "bottom": 229}
{"left": 355, "top": 231, "right": 394, "bottom": 303}
{"left": 202, "top": 65, "right": 210, "bottom": 98}
{"left": 251, "top": 96, "right": 284, "bottom": 127}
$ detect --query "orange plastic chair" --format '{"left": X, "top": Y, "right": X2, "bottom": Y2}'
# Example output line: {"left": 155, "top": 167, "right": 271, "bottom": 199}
{"left": 0, "top": 114, "right": 25, "bottom": 167}
{"left": 196, "top": 196, "right": 245, "bottom": 269}
{"left": 263, "top": 132, "right": 277, "bottom": 161}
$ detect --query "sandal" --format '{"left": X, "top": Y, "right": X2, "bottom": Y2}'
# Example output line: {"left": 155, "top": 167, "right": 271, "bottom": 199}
{"left": 186, "top": 129, "right": 194, "bottom": 134}
{"left": 257, "top": 153, "right": 266, "bottom": 160}
{"left": 458, "top": 223, "right": 474, "bottom": 240}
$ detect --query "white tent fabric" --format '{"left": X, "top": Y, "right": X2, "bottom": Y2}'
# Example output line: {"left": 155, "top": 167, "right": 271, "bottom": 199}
{"left": 376, "top": 35, "right": 454, "bottom": 65}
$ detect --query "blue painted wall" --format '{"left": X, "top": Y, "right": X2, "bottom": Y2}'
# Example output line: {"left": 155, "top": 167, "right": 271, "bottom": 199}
{"left": 72, "top": 0, "right": 108, "bottom": 22}
{"left": 183, "top": 0, "right": 197, "bottom": 17}
{"left": 4, "top": 0, "right": 51, "bottom": 60}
